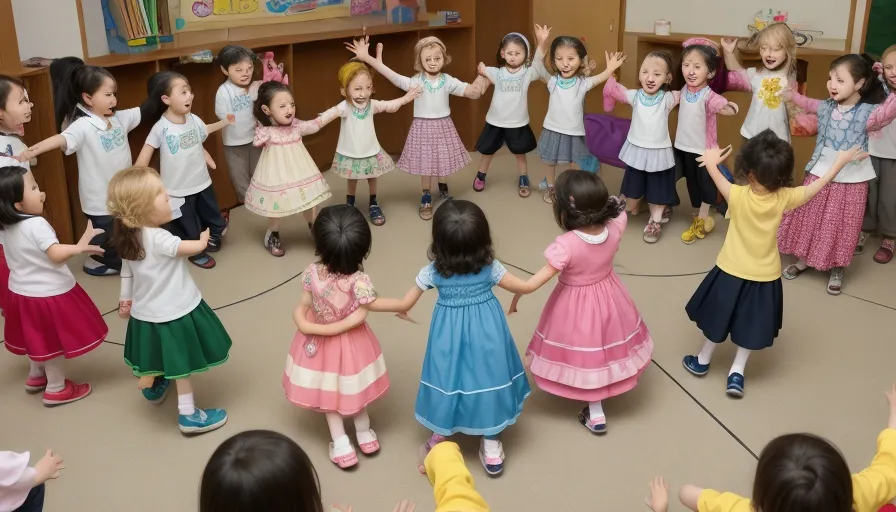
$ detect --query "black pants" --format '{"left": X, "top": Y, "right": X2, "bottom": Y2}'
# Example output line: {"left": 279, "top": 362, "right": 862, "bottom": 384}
{"left": 85, "top": 214, "right": 121, "bottom": 271}
{"left": 675, "top": 148, "right": 720, "bottom": 208}
{"left": 165, "top": 186, "right": 226, "bottom": 241}
{"left": 14, "top": 483, "right": 45, "bottom": 512}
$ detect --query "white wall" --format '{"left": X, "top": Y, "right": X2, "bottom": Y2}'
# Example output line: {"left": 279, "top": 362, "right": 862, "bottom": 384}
{"left": 625, "top": 0, "right": 852, "bottom": 42}
{"left": 12, "top": 0, "right": 85, "bottom": 60}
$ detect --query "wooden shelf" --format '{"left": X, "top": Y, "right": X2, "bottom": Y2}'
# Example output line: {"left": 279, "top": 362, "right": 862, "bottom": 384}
{"left": 625, "top": 31, "right": 847, "bottom": 57}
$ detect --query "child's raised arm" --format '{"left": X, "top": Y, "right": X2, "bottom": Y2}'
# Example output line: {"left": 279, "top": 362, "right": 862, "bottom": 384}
{"left": 46, "top": 220, "right": 104, "bottom": 264}
{"left": 16, "top": 134, "right": 67, "bottom": 162}
{"left": 531, "top": 25, "right": 553, "bottom": 82}
{"left": 293, "top": 289, "right": 369, "bottom": 336}
{"left": 585, "top": 52, "right": 627, "bottom": 90}
{"left": 696, "top": 145, "right": 734, "bottom": 202}
{"left": 374, "top": 84, "right": 423, "bottom": 114}
{"left": 345, "top": 36, "right": 411, "bottom": 91}
{"left": 721, "top": 37, "right": 743, "bottom": 72}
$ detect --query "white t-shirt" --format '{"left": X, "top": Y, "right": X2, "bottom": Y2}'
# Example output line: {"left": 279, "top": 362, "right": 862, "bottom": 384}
{"left": 145, "top": 114, "right": 211, "bottom": 197}
{"left": 676, "top": 87, "right": 712, "bottom": 154}
{"left": 119, "top": 228, "right": 202, "bottom": 323}
{"left": 627, "top": 89, "right": 675, "bottom": 149}
{"left": 741, "top": 68, "right": 791, "bottom": 142}
{"left": 0, "top": 216, "right": 75, "bottom": 297}
{"left": 870, "top": 121, "right": 896, "bottom": 159}
{"left": 543, "top": 76, "right": 595, "bottom": 137}
{"left": 393, "top": 73, "right": 467, "bottom": 119}
{"left": 810, "top": 146, "right": 876, "bottom": 183}
{"left": 484, "top": 66, "right": 540, "bottom": 128}
{"left": 215, "top": 80, "right": 259, "bottom": 146}
{"left": 0, "top": 133, "right": 29, "bottom": 170}
{"left": 335, "top": 100, "right": 382, "bottom": 158}
{"left": 62, "top": 106, "right": 141, "bottom": 216}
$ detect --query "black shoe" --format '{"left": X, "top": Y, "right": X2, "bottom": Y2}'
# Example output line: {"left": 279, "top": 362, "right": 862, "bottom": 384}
{"left": 206, "top": 236, "right": 222, "bottom": 253}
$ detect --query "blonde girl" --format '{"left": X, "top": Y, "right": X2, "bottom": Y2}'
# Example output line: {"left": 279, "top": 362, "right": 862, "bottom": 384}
{"left": 345, "top": 35, "right": 485, "bottom": 221}
{"left": 331, "top": 60, "right": 420, "bottom": 226}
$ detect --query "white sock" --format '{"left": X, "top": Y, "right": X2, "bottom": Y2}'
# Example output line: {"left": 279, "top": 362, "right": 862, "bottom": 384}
{"left": 177, "top": 392, "right": 196, "bottom": 416}
{"left": 353, "top": 409, "right": 371, "bottom": 433}
{"left": 729, "top": 347, "right": 752, "bottom": 376}
{"left": 44, "top": 360, "right": 65, "bottom": 393}
{"left": 28, "top": 361, "right": 45, "bottom": 379}
{"left": 588, "top": 401, "right": 605, "bottom": 419}
{"left": 326, "top": 412, "right": 347, "bottom": 441}
{"left": 697, "top": 338, "right": 717, "bottom": 365}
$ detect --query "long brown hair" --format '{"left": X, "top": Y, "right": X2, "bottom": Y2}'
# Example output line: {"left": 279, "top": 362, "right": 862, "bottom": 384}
{"left": 107, "top": 166, "right": 162, "bottom": 261}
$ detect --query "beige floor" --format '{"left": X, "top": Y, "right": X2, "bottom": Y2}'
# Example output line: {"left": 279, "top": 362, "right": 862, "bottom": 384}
{"left": 3, "top": 151, "right": 896, "bottom": 511}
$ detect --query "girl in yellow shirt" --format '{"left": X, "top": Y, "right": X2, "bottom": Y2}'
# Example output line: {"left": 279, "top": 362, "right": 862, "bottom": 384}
{"left": 681, "top": 130, "right": 864, "bottom": 398}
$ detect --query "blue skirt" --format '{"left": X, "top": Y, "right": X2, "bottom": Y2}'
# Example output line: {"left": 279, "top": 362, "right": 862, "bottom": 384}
{"left": 415, "top": 296, "right": 531, "bottom": 436}
{"left": 685, "top": 266, "right": 783, "bottom": 350}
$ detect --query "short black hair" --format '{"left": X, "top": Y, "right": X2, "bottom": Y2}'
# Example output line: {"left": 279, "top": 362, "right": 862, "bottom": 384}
{"left": 735, "top": 129, "right": 794, "bottom": 191}
{"left": 553, "top": 170, "right": 622, "bottom": 231}
{"left": 430, "top": 199, "right": 494, "bottom": 278}
{"left": 253, "top": 81, "right": 292, "bottom": 127}
{"left": 0, "top": 166, "right": 32, "bottom": 229}
{"left": 200, "top": 430, "right": 324, "bottom": 512}
{"left": 752, "top": 433, "right": 852, "bottom": 512}
{"left": 312, "top": 204, "right": 371, "bottom": 276}
{"left": 682, "top": 44, "right": 719, "bottom": 75}
{"left": 217, "top": 45, "right": 257, "bottom": 70}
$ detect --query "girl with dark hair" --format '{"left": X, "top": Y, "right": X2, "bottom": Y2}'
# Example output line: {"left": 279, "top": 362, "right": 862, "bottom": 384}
{"left": 531, "top": 24, "right": 626, "bottom": 203}
{"left": 19, "top": 58, "right": 140, "bottom": 277}
{"left": 0, "top": 166, "right": 107, "bottom": 407}
{"left": 508, "top": 170, "right": 654, "bottom": 434}
{"left": 244, "top": 81, "right": 339, "bottom": 256}
{"left": 778, "top": 53, "right": 896, "bottom": 295}
{"left": 679, "top": 383, "right": 896, "bottom": 512}
{"left": 472, "top": 31, "right": 542, "bottom": 196}
{"left": 135, "top": 71, "right": 234, "bottom": 269}
{"left": 107, "top": 166, "right": 232, "bottom": 435}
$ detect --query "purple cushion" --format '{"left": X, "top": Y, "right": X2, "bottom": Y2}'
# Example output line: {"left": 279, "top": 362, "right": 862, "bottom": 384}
{"left": 584, "top": 114, "right": 630, "bottom": 169}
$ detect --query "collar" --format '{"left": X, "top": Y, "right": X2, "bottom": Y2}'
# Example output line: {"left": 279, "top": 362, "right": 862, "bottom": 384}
{"left": 574, "top": 228, "right": 609, "bottom": 244}
{"left": 77, "top": 104, "right": 113, "bottom": 130}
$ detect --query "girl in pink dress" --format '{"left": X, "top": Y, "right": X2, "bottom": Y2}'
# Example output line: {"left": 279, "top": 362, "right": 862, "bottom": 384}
{"left": 283, "top": 204, "right": 410, "bottom": 470}
{"left": 510, "top": 170, "right": 654, "bottom": 434}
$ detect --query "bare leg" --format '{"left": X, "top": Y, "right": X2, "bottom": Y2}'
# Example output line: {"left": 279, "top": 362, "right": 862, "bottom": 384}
{"left": 648, "top": 203, "right": 665, "bottom": 223}
{"left": 479, "top": 154, "right": 494, "bottom": 175}
{"left": 515, "top": 154, "right": 528, "bottom": 176}
{"left": 368, "top": 177, "right": 378, "bottom": 195}
{"left": 347, "top": 179, "right": 359, "bottom": 197}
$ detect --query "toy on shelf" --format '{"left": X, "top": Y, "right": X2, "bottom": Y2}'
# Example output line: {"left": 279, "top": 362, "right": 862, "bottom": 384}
{"left": 259, "top": 52, "right": 289, "bottom": 84}
{"left": 385, "top": 0, "right": 419, "bottom": 24}
{"left": 746, "top": 9, "right": 823, "bottom": 47}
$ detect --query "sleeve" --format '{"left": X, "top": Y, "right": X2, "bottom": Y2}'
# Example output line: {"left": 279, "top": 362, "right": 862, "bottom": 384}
{"left": 667, "top": 90, "right": 682, "bottom": 111}
{"left": 706, "top": 90, "right": 733, "bottom": 115}
{"left": 544, "top": 241, "right": 570, "bottom": 271}
{"left": 372, "top": 97, "right": 405, "bottom": 114}
{"left": 424, "top": 442, "right": 490, "bottom": 512}
{"left": 445, "top": 74, "right": 468, "bottom": 97}
{"left": 697, "top": 489, "right": 753, "bottom": 512}
{"left": 352, "top": 273, "right": 378, "bottom": 305}
{"left": 145, "top": 121, "right": 163, "bottom": 149}
{"left": 531, "top": 48, "right": 553, "bottom": 82}
{"left": 0, "top": 451, "right": 36, "bottom": 507}
{"left": 119, "top": 260, "right": 134, "bottom": 301}
{"left": 152, "top": 229, "right": 181, "bottom": 258}
{"left": 726, "top": 69, "right": 753, "bottom": 93}
{"left": 789, "top": 91, "right": 823, "bottom": 114}
{"left": 117, "top": 107, "right": 142, "bottom": 132}
{"left": 489, "top": 260, "right": 508, "bottom": 285}
{"left": 214, "top": 86, "right": 230, "bottom": 121}
{"left": 29, "top": 218, "right": 60, "bottom": 252}
{"left": 334, "top": 101, "right": 349, "bottom": 118}
{"left": 302, "top": 265, "right": 313, "bottom": 291}
{"left": 194, "top": 114, "right": 209, "bottom": 143}
{"left": 415, "top": 264, "right": 437, "bottom": 290}
{"left": 782, "top": 186, "right": 810, "bottom": 211}
{"left": 392, "top": 73, "right": 413, "bottom": 92}
{"left": 60, "top": 119, "right": 86, "bottom": 156}
{"left": 601, "top": 76, "right": 632, "bottom": 112}
{"left": 851, "top": 429, "right": 896, "bottom": 512}
{"left": 485, "top": 67, "right": 499, "bottom": 83}
{"left": 253, "top": 123, "right": 271, "bottom": 148}
{"left": 868, "top": 93, "right": 896, "bottom": 132}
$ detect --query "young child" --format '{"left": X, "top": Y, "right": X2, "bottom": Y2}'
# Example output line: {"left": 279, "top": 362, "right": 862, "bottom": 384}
{"left": 331, "top": 60, "right": 420, "bottom": 226}
{"left": 506, "top": 170, "right": 654, "bottom": 433}
{"left": 345, "top": 35, "right": 484, "bottom": 220}
{"left": 246, "top": 81, "right": 338, "bottom": 256}
{"left": 285, "top": 204, "right": 415, "bottom": 469}
{"left": 678, "top": 383, "right": 896, "bottom": 511}
{"left": 682, "top": 131, "right": 863, "bottom": 397}
{"left": 108, "top": 166, "right": 232, "bottom": 435}
{"left": 473, "top": 32, "right": 542, "bottom": 196}
{"left": 215, "top": 45, "right": 262, "bottom": 206}
{"left": 858, "top": 45, "right": 896, "bottom": 263}
{"left": 676, "top": 40, "right": 739, "bottom": 244}
{"left": 721, "top": 23, "right": 797, "bottom": 142}
{"left": 136, "top": 71, "right": 234, "bottom": 269}
{"left": 531, "top": 24, "right": 626, "bottom": 203}
{"left": 0, "top": 449, "right": 64, "bottom": 512}
{"left": 603, "top": 51, "right": 679, "bottom": 242}
{"left": 778, "top": 54, "right": 896, "bottom": 295}
{"left": 0, "top": 166, "right": 108, "bottom": 405}
{"left": 379, "top": 199, "right": 537, "bottom": 476}
{"left": 19, "top": 58, "right": 141, "bottom": 277}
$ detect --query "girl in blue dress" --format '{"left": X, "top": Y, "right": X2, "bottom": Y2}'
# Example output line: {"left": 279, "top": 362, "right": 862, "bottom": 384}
{"left": 390, "top": 199, "right": 537, "bottom": 477}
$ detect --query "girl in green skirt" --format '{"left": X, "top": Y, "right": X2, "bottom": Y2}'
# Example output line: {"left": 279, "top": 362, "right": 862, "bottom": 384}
{"left": 108, "top": 166, "right": 232, "bottom": 435}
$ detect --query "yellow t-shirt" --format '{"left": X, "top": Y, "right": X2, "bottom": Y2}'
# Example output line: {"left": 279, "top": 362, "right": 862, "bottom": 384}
{"left": 425, "top": 442, "right": 490, "bottom": 512}
{"left": 699, "top": 429, "right": 896, "bottom": 512}
{"left": 715, "top": 185, "right": 809, "bottom": 282}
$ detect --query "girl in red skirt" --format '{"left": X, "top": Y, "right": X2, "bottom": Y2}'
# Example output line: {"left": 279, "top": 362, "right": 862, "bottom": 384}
{"left": 0, "top": 166, "right": 107, "bottom": 406}
{"left": 778, "top": 54, "right": 896, "bottom": 295}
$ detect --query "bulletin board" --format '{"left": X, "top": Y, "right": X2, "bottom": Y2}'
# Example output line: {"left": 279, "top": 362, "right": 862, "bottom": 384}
{"left": 174, "top": 0, "right": 351, "bottom": 32}
{"left": 864, "top": 0, "right": 895, "bottom": 58}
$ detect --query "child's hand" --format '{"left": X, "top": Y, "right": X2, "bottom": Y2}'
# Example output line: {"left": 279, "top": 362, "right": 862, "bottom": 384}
{"left": 644, "top": 476, "right": 670, "bottom": 512}
{"left": 534, "top": 24, "right": 551, "bottom": 46}
{"left": 199, "top": 228, "right": 211, "bottom": 245}
{"left": 873, "top": 61, "right": 883, "bottom": 75}
{"left": 605, "top": 51, "right": 626, "bottom": 72}
{"left": 393, "top": 501, "right": 416, "bottom": 512}
{"left": 720, "top": 101, "right": 739, "bottom": 116}
{"left": 508, "top": 293, "right": 522, "bottom": 314}
{"left": 835, "top": 146, "right": 868, "bottom": 167}
{"left": 344, "top": 36, "right": 371, "bottom": 61}
{"left": 16, "top": 147, "right": 35, "bottom": 163}
{"left": 118, "top": 300, "right": 132, "bottom": 319}
{"left": 205, "top": 151, "right": 217, "bottom": 169}
{"left": 33, "top": 449, "right": 65, "bottom": 485}
{"left": 721, "top": 37, "right": 738, "bottom": 53}
{"left": 407, "top": 83, "right": 423, "bottom": 99}
{"left": 696, "top": 145, "right": 733, "bottom": 168}
{"left": 395, "top": 312, "right": 417, "bottom": 324}
{"left": 226, "top": 113, "right": 236, "bottom": 125}
{"left": 77, "top": 220, "right": 105, "bottom": 255}
{"left": 478, "top": 62, "right": 488, "bottom": 77}
{"left": 582, "top": 56, "right": 598, "bottom": 76}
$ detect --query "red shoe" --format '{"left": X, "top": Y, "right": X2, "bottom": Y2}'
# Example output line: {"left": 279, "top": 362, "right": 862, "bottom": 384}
{"left": 25, "top": 375, "right": 47, "bottom": 394}
{"left": 43, "top": 380, "right": 91, "bottom": 407}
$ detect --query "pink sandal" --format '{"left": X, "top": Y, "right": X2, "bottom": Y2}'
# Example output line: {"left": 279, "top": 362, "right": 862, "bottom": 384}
{"left": 329, "top": 442, "right": 359, "bottom": 469}
{"left": 356, "top": 429, "right": 380, "bottom": 455}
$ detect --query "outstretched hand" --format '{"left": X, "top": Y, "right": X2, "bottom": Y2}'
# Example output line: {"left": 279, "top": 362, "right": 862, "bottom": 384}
{"left": 696, "top": 145, "right": 733, "bottom": 169}
{"left": 835, "top": 146, "right": 868, "bottom": 166}
{"left": 534, "top": 24, "right": 551, "bottom": 46}
{"left": 77, "top": 220, "right": 105, "bottom": 255}
{"left": 344, "top": 36, "right": 371, "bottom": 60}
{"left": 605, "top": 51, "right": 626, "bottom": 72}
{"left": 508, "top": 293, "right": 522, "bottom": 314}
{"left": 721, "top": 37, "right": 738, "bottom": 53}
{"left": 644, "top": 476, "right": 670, "bottom": 512}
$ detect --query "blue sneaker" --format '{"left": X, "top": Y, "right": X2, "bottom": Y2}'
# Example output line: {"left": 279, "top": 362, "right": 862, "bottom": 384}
{"left": 141, "top": 377, "right": 170, "bottom": 404}
{"left": 726, "top": 373, "right": 745, "bottom": 398}
{"left": 82, "top": 259, "right": 119, "bottom": 276}
{"left": 178, "top": 407, "right": 228, "bottom": 435}
{"left": 682, "top": 355, "right": 710, "bottom": 376}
